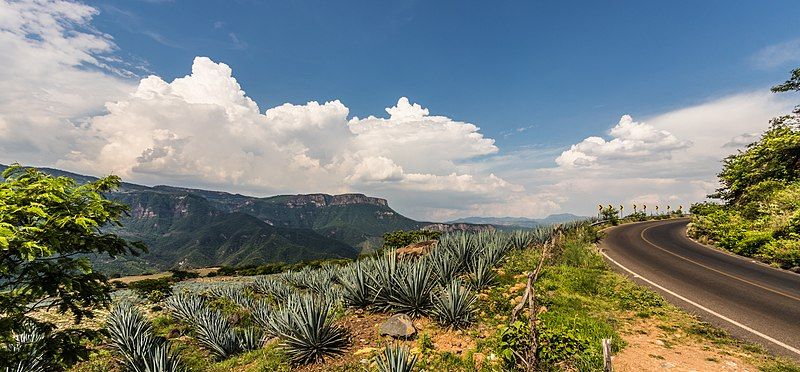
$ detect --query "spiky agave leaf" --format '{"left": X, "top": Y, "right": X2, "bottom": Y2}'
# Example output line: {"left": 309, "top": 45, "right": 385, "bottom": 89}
{"left": 305, "top": 269, "right": 336, "bottom": 295}
{"left": 368, "top": 252, "right": 399, "bottom": 312}
{"left": 106, "top": 303, "right": 183, "bottom": 372}
{"left": 282, "top": 268, "right": 314, "bottom": 289}
{"left": 374, "top": 344, "right": 417, "bottom": 372}
{"left": 250, "top": 299, "right": 272, "bottom": 330}
{"left": 444, "top": 232, "right": 475, "bottom": 273}
{"left": 428, "top": 248, "right": 460, "bottom": 287}
{"left": 208, "top": 286, "right": 255, "bottom": 309}
{"left": 467, "top": 254, "right": 496, "bottom": 291}
{"left": 252, "top": 277, "right": 295, "bottom": 303}
{"left": 260, "top": 296, "right": 295, "bottom": 339}
{"left": 164, "top": 293, "right": 206, "bottom": 324}
{"left": 237, "top": 327, "right": 265, "bottom": 351}
{"left": 340, "top": 261, "right": 373, "bottom": 308}
{"left": 193, "top": 308, "right": 243, "bottom": 359}
{"left": 143, "top": 344, "right": 184, "bottom": 372}
{"left": 388, "top": 259, "right": 435, "bottom": 317}
{"left": 272, "top": 295, "right": 349, "bottom": 364}
{"left": 509, "top": 230, "right": 533, "bottom": 250}
{"left": 431, "top": 279, "right": 477, "bottom": 329}
{"left": 5, "top": 323, "right": 48, "bottom": 372}
{"left": 482, "top": 239, "right": 509, "bottom": 267}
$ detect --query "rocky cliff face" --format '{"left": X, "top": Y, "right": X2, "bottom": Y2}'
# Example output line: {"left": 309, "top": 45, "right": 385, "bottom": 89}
{"left": 422, "top": 223, "right": 495, "bottom": 233}
{"left": 281, "top": 193, "right": 388, "bottom": 208}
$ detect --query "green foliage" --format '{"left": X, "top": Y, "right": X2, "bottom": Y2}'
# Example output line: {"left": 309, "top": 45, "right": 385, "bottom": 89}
{"left": 691, "top": 67, "right": 800, "bottom": 269}
{"left": 600, "top": 206, "right": 620, "bottom": 225}
{"left": 771, "top": 67, "right": 800, "bottom": 94}
{"left": 216, "top": 257, "right": 351, "bottom": 277}
{"left": 170, "top": 269, "right": 200, "bottom": 281}
{"left": 712, "top": 120, "right": 800, "bottom": 204}
{"left": 382, "top": 229, "right": 441, "bottom": 250}
{"left": 497, "top": 320, "right": 530, "bottom": 368}
{"left": 374, "top": 344, "right": 418, "bottom": 372}
{"left": 128, "top": 277, "right": 173, "bottom": 302}
{"left": 0, "top": 165, "right": 145, "bottom": 368}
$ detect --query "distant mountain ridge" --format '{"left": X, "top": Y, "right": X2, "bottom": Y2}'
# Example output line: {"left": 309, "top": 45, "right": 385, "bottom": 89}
{"left": 448, "top": 213, "right": 587, "bottom": 228}
{"left": 0, "top": 165, "right": 493, "bottom": 275}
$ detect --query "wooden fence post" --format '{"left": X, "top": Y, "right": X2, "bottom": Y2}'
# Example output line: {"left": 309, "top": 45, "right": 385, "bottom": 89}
{"left": 602, "top": 338, "right": 613, "bottom": 372}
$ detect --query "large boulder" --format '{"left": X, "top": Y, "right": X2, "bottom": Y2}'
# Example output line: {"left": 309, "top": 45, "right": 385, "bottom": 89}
{"left": 379, "top": 314, "right": 416, "bottom": 338}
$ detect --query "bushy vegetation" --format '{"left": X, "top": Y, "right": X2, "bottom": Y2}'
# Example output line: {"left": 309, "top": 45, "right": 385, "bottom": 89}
{"left": 382, "top": 229, "right": 442, "bottom": 250}
{"left": 0, "top": 165, "right": 145, "bottom": 369}
{"left": 689, "top": 67, "right": 800, "bottom": 269}
{"left": 128, "top": 277, "right": 174, "bottom": 302}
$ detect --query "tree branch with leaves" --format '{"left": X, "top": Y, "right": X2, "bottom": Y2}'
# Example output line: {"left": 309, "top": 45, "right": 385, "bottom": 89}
{"left": 0, "top": 165, "right": 146, "bottom": 369}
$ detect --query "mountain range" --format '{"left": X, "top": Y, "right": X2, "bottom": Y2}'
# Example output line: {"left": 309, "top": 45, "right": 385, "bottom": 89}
{"left": 447, "top": 213, "right": 587, "bottom": 228}
{"left": 3, "top": 165, "right": 583, "bottom": 275}
{"left": 2, "top": 165, "right": 503, "bottom": 275}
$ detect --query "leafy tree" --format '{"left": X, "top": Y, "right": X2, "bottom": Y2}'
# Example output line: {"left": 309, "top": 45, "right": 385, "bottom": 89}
{"left": 128, "top": 277, "right": 173, "bottom": 302}
{"left": 690, "top": 67, "right": 800, "bottom": 269}
{"left": 771, "top": 67, "right": 800, "bottom": 94}
{"left": 382, "top": 229, "right": 442, "bottom": 250}
{"left": 0, "top": 165, "right": 145, "bottom": 368}
{"left": 712, "top": 69, "right": 800, "bottom": 205}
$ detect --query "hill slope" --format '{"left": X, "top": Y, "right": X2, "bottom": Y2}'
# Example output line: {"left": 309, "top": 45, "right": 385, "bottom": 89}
{"left": 0, "top": 165, "right": 426, "bottom": 274}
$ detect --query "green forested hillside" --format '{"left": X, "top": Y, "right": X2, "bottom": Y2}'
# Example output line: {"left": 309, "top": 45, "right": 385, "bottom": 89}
{"left": 0, "top": 166, "right": 426, "bottom": 275}
{"left": 689, "top": 68, "right": 800, "bottom": 270}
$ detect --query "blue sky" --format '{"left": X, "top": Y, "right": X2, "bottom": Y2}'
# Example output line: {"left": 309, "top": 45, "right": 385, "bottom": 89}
{"left": 1, "top": 0, "right": 799, "bottom": 219}
{"left": 91, "top": 0, "right": 800, "bottom": 149}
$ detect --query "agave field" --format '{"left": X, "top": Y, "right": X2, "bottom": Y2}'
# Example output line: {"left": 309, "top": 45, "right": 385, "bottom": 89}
{"left": 14, "top": 222, "right": 592, "bottom": 372}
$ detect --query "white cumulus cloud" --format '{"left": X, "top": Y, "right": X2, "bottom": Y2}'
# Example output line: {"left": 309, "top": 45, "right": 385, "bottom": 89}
{"left": 52, "top": 57, "right": 536, "bottom": 219}
{"left": 555, "top": 115, "right": 692, "bottom": 167}
{"left": 0, "top": 0, "right": 136, "bottom": 165}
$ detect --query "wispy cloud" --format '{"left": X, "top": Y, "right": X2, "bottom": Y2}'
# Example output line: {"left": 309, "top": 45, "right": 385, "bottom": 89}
{"left": 500, "top": 124, "right": 537, "bottom": 137}
{"left": 751, "top": 38, "right": 800, "bottom": 69}
{"left": 228, "top": 32, "right": 248, "bottom": 50}
{"left": 101, "top": 4, "right": 183, "bottom": 48}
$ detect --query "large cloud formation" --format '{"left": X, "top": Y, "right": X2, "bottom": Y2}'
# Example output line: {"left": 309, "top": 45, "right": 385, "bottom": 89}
{"left": 2, "top": 0, "right": 796, "bottom": 220}
{"left": 0, "top": 3, "right": 551, "bottom": 219}
{"left": 0, "top": 0, "right": 135, "bottom": 164}
{"left": 64, "top": 57, "right": 515, "bottom": 204}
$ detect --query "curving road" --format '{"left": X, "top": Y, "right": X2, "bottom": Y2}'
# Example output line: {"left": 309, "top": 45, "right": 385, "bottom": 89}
{"left": 600, "top": 218, "right": 800, "bottom": 360}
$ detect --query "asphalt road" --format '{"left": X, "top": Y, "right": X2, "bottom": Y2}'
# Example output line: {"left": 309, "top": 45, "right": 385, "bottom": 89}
{"left": 600, "top": 218, "right": 800, "bottom": 360}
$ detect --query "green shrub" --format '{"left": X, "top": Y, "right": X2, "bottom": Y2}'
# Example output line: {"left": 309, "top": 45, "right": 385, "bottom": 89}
{"left": 128, "top": 277, "right": 173, "bottom": 302}
{"left": 170, "top": 270, "right": 199, "bottom": 281}
{"left": 759, "top": 238, "right": 800, "bottom": 268}
{"left": 382, "top": 229, "right": 441, "bottom": 250}
{"left": 497, "top": 320, "right": 531, "bottom": 368}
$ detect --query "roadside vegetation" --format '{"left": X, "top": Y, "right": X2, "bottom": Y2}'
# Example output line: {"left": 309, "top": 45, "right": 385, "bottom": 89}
{"left": 689, "top": 67, "right": 800, "bottom": 270}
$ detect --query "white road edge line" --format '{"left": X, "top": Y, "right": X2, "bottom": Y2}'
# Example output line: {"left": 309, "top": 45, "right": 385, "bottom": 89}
{"left": 601, "top": 251, "right": 800, "bottom": 357}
